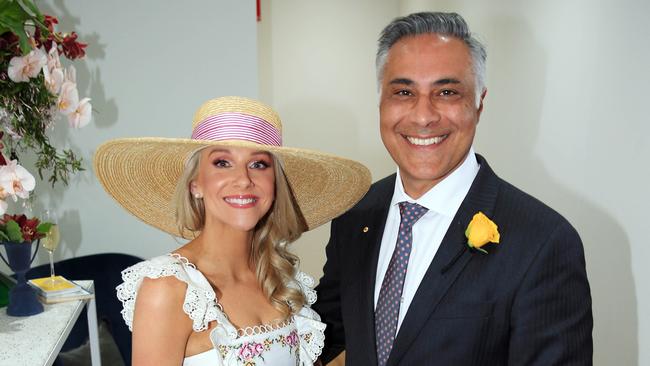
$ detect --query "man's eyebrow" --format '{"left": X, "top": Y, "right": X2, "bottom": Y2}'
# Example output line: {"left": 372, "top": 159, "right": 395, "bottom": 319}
{"left": 433, "top": 78, "right": 461, "bottom": 85}
{"left": 387, "top": 78, "right": 462, "bottom": 86}
{"left": 388, "top": 78, "right": 413, "bottom": 85}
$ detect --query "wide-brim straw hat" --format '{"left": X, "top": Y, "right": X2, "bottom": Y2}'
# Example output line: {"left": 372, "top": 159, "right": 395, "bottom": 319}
{"left": 94, "top": 96, "right": 371, "bottom": 239}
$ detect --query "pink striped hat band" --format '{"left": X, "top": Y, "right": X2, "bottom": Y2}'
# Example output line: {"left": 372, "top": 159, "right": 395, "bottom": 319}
{"left": 191, "top": 112, "right": 282, "bottom": 146}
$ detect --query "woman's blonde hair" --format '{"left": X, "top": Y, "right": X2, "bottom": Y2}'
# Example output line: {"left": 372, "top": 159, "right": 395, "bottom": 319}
{"left": 173, "top": 148, "right": 307, "bottom": 316}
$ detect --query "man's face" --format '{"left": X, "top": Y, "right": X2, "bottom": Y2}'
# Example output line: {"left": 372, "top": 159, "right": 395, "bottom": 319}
{"left": 379, "top": 34, "right": 485, "bottom": 199}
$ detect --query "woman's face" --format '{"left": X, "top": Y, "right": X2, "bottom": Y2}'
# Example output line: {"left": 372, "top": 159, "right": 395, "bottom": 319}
{"left": 191, "top": 146, "right": 275, "bottom": 233}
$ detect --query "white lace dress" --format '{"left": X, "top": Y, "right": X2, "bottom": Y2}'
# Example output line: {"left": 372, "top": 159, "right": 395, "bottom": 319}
{"left": 116, "top": 253, "right": 325, "bottom": 366}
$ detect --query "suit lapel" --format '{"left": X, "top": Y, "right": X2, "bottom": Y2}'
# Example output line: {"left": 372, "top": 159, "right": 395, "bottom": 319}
{"left": 353, "top": 175, "right": 395, "bottom": 365}
{"left": 388, "top": 155, "right": 500, "bottom": 366}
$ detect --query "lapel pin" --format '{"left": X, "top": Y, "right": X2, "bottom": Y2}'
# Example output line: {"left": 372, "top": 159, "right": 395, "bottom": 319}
{"left": 362, "top": 226, "right": 369, "bottom": 233}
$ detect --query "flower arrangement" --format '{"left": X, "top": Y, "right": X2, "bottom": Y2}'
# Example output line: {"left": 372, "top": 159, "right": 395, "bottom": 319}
{"left": 0, "top": 213, "right": 50, "bottom": 243}
{"left": 0, "top": 0, "right": 91, "bottom": 214}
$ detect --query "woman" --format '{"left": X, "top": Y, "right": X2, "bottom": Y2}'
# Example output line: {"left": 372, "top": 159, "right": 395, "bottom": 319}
{"left": 93, "top": 96, "right": 371, "bottom": 365}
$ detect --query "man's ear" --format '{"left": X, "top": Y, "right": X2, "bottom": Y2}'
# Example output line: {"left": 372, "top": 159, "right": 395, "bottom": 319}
{"left": 477, "top": 88, "right": 487, "bottom": 119}
{"left": 478, "top": 88, "right": 487, "bottom": 112}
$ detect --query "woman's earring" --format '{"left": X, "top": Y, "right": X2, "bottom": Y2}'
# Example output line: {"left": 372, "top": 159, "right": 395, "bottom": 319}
{"left": 194, "top": 192, "right": 202, "bottom": 199}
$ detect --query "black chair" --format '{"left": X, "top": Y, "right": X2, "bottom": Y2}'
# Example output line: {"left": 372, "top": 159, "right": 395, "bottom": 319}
{"left": 26, "top": 253, "right": 143, "bottom": 366}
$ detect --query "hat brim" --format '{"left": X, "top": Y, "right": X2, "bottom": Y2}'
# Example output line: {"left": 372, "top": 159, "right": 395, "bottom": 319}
{"left": 94, "top": 137, "right": 371, "bottom": 239}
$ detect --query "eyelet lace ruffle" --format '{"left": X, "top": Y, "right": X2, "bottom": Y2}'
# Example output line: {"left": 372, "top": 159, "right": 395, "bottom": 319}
{"left": 116, "top": 253, "right": 231, "bottom": 334}
{"left": 285, "top": 271, "right": 325, "bottom": 363}
{"left": 295, "top": 303, "right": 326, "bottom": 364}
{"left": 293, "top": 271, "right": 318, "bottom": 305}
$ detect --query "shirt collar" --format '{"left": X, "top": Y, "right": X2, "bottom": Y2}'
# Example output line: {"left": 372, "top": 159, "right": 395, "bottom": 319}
{"left": 391, "top": 147, "right": 480, "bottom": 217}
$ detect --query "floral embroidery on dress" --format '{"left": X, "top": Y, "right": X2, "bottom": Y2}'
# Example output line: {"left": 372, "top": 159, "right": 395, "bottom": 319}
{"left": 284, "top": 330, "right": 299, "bottom": 348}
{"left": 218, "top": 329, "right": 301, "bottom": 365}
{"left": 237, "top": 341, "right": 265, "bottom": 365}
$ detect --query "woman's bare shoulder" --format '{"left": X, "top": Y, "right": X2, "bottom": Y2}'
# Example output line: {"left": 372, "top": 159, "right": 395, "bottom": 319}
{"left": 136, "top": 275, "right": 188, "bottom": 313}
{"left": 132, "top": 276, "right": 193, "bottom": 364}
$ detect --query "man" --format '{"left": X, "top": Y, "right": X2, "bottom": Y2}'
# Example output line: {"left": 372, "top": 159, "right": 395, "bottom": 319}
{"left": 314, "top": 12, "right": 592, "bottom": 366}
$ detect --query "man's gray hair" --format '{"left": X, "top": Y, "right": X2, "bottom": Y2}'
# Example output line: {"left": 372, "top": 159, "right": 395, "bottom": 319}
{"left": 376, "top": 12, "right": 487, "bottom": 106}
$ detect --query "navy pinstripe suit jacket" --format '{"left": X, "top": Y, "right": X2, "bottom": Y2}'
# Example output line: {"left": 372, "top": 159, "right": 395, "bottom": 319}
{"left": 314, "top": 154, "right": 593, "bottom": 366}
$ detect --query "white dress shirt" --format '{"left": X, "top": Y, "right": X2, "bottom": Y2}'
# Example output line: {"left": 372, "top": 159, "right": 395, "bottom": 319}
{"left": 374, "top": 148, "right": 480, "bottom": 331}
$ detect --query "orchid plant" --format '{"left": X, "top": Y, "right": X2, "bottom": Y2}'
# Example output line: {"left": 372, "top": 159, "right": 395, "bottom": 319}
{"left": 0, "top": 213, "right": 50, "bottom": 243}
{"left": 0, "top": 0, "right": 91, "bottom": 215}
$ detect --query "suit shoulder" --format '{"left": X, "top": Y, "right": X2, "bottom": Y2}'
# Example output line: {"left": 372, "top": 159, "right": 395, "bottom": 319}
{"left": 329, "top": 174, "right": 394, "bottom": 226}
{"left": 346, "top": 174, "right": 395, "bottom": 212}
{"left": 495, "top": 178, "right": 579, "bottom": 241}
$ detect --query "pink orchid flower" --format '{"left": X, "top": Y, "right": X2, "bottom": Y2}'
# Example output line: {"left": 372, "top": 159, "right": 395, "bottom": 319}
{"left": 43, "top": 62, "right": 64, "bottom": 94}
{"left": 57, "top": 80, "right": 79, "bottom": 115}
{"left": 47, "top": 43, "right": 62, "bottom": 71}
{"left": 67, "top": 97, "right": 92, "bottom": 128}
{"left": 8, "top": 48, "right": 47, "bottom": 82}
{"left": 43, "top": 45, "right": 64, "bottom": 94}
{"left": 0, "top": 199, "right": 7, "bottom": 216}
{"left": 0, "top": 160, "right": 36, "bottom": 202}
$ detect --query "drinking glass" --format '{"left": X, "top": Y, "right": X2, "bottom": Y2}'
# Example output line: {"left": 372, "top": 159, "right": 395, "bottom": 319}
{"left": 41, "top": 210, "right": 61, "bottom": 285}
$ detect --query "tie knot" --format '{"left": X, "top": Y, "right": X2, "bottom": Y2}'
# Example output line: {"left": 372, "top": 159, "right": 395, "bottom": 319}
{"left": 398, "top": 201, "right": 428, "bottom": 226}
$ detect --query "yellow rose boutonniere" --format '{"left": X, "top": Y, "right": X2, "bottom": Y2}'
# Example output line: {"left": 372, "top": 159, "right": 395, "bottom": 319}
{"left": 465, "top": 212, "right": 500, "bottom": 254}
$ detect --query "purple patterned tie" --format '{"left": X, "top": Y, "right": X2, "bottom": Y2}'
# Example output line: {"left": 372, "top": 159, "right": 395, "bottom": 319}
{"left": 375, "top": 202, "right": 428, "bottom": 366}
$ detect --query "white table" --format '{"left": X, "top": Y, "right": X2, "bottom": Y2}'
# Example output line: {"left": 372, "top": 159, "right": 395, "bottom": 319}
{"left": 0, "top": 280, "right": 101, "bottom": 366}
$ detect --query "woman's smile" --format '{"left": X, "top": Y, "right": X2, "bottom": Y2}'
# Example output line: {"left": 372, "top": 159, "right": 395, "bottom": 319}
{"left": 223, "top": 194, "right": 259, "bottom": 208}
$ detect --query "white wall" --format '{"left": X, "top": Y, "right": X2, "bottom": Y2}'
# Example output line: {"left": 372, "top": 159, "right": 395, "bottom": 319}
{"left": 257, "top": 0, "right": 400, "bottom": 281}
{"left": 259, "top": 0, "right": 650, "bottom": 364}
{"left": 0, "top": 0, "right": 258, "bottom": 270}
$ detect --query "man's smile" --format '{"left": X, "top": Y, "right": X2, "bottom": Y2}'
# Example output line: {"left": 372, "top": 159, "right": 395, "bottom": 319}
{"left": 403, "top": 134, "right": 448, "bottom": 146}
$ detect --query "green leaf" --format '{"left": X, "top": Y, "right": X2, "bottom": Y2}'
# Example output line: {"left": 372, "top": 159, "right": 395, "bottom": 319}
{"left": 6, "top": 220, "right": 24, "bottom": 242}
{"left": 36, "top": 222, "right": 52, "bottom": 234}
{"left": 0, "top": 230, "right": 9, "bottom": 241}
{"left": 0, "top": 0, "right": 29, "bottom": 21}
{"left": 0, "top": 18, "right": 15, "bottom": 34}
{"left": 17, "top": 0, "right": 48, "bottom": 37}
{"left": 16, "top": 0, "right": 43, "bottom": 18}
{"left": 0, "top": 0, "right": 35, "bottom": 54}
